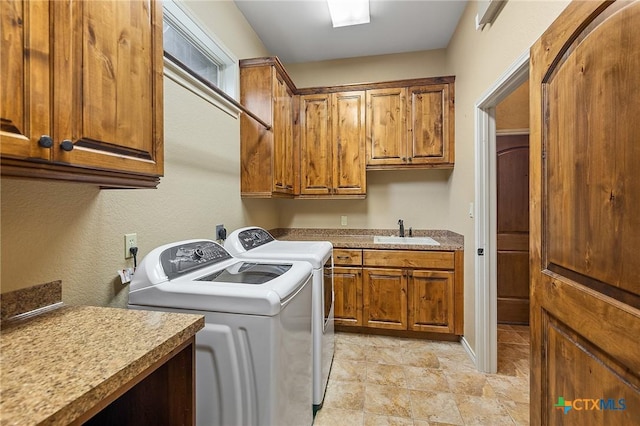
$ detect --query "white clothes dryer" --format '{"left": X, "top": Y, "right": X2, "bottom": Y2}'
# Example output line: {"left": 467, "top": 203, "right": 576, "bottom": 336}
{"left": 225, "top": 227, "right": 334, "bottom": 409}
{"left": 128, "top": 239, "right": 313, "bottom": 426}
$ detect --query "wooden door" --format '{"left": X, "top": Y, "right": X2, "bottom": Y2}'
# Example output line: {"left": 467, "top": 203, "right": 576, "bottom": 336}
{"left": 0, "top": 0, "right": 52, "bottom": 161}
{"left": 52, "top": 0, "right": 163, "bottom": 176}
{"left": 497, "top": 134, "right": 530, "bottom": 324}
{"left": 363, "top": 268, "right": 407, "bottom": 330}
{"left": 530, "top": 1, "right": 640, "bottom": 424}
{"left": 408, "top": 270, "right": 455, "bottom": 333}
{"left": 407, "top": 84, "right": 453, "bottom": 165}
{"left": 332, "top": 91, "right": 366, "bottom": 196}
{"left": 366, "top": 87, "right": 407, "bottom": 166}
{"left": 299, "top": 94, "right": 332, "bottom": 195}
{"left": 333, "top": 267, "right": 362, "bottom": 326}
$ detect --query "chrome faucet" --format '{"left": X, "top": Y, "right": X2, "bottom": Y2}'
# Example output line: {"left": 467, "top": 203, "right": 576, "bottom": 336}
{"left": 398, "top": 219, "right": 405, "bottom": 237}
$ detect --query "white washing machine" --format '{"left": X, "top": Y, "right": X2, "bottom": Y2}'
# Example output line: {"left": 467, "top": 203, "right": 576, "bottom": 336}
{"left": 225, "top": 227, "right": 334, "bottom": 409}
{"left": 128, "top": 239, "right": 313, "bottom": 426}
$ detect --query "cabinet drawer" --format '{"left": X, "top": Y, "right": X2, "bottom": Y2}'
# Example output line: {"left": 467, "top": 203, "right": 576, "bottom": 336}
{"left": 363, "top": 250, "right": 454, "bottom": 269}
{"left": 334, "top": 249, "right": 363, "bottom": 266}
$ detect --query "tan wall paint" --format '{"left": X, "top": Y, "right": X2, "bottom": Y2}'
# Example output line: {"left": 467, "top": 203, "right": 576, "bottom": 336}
{"left": 0, "top": 1, "right": 274, "bottom": 306}
{"left": 276, "top": 0, "right": 569, "bottom": 353}
{"left": 183, "top": 0, "right": 269, "bottom": 60}
{"left": 444, "top": 0, "right": 569, "bottom": 351}
{"left": 497, "top": 79, "right": 529, "bottom": 131}
{"left": 285, "top": 49, "right": 449, "bottom": 87}
{"left": 1, "top": 0, "right": 571, "bottom": 358}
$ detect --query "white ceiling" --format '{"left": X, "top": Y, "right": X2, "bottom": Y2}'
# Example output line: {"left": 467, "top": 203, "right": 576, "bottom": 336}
{"left": 233, "top": 0, "right": 468, "bottom": 64}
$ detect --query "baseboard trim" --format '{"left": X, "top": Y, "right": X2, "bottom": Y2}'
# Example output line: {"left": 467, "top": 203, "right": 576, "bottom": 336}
{"left": 460, "top": 336, "right": 477, "bottom": 368}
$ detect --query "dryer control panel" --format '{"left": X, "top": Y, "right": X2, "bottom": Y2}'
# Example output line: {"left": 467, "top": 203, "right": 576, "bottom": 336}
{"left": 161, "top": 241, "right": 232, "bottom": 279}
{"left": 237, "top": 228, "right": 275, "bottom": 250}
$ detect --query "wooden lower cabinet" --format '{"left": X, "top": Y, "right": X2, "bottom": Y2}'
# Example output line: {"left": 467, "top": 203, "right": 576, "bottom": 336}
{"left": 333, "top": 266, "right": 363, "bottom": 326}
{"left": 363, "top": 268, "right": 407, "bottom": 330}
{"left": 363, "top": 267, "right": 455, "bottom": 333}
{"left": 334, "top": 248, "right": 463, "bottom": 337}
{"left": 408, "top": 270, "right": 455, "bottom": 333}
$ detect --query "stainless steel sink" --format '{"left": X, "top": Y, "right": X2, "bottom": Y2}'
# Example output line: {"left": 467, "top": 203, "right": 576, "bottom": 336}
{"left": 373, "top": 236, "right": 440, "bottom": 246}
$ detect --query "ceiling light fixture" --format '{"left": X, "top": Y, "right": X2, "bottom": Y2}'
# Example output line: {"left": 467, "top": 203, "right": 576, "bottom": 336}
{"left": 327, "top": 0, "right": 370, "bottom": 28}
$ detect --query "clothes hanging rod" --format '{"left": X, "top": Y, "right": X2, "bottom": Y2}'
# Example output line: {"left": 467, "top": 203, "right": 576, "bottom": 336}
{"left": 164, "top": 53, "right": 272, "bottom": 131}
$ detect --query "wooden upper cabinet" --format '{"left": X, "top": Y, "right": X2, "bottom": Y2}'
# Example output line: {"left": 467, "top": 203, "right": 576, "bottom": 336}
{"left": 0, "top": 0, "right": 164, "bottom": 188}
{"left": 299, "top": 91, "right": 366, "bottom": 197}
{"left": 299, "top": 94, "right": 332, "bottom": 195}
{"left": 0, "top": 0, "right": 52, "bottom": 163}
{"left": 239, "top": 57, "right": 456, "bottom": 197}
{"left": 240, "top": 58, "right": 296, "bottom": 198}
{"left": 272, "top": 73, "right": 294, "bottom": 194}
{"left": 407, "top": 84, "right": 454, "bottom": 166}
{"left": 366, "top": 87, "right": 407, "bottom": 166}
{"left": 366, "top": 78, "right": 455, "bottom": 169}
{"left": 331, "top": 91, "right": 366, "bottom": 196}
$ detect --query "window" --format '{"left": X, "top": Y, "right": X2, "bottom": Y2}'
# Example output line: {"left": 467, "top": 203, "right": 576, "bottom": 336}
{"left": 162, "top": 0, "right": 240, "bottom": 116}
{"left": 163, "top": 20, "right": 220, "bottom": 85}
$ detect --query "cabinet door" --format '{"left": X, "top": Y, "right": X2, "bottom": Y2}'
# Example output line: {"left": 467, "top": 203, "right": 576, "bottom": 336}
{"left": 408, "top": 270, "right": 455, "bottom": 333}
{"left": 363, "top": 268, "right": 407, "bottom": 330}
{"left": 299, "top": 94, "right": 332, "bottom": 195}
{"left": 333, "top": 267, "right": 362, "bottom": 326}
{"left": 272, "top": 73, "right": 294, "bottom": 194}
{"left": 407, "top": 84, "right": 453, "bottom": 166}
{"left": 0, "top": 0, "right": 52, "bottom": 162}
{"left": 52, "top": 0, "right": 163, "bottom": 176}
{"left": 366, "top": 87, "right": 407, "bottom": 166}
{"left": 332, "top": 91, "right": 366, "bottom": 196}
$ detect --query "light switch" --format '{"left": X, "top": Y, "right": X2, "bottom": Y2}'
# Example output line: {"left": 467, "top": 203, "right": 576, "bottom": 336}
{"left": 341, "top": 215, "right": 348, "bottom": 226}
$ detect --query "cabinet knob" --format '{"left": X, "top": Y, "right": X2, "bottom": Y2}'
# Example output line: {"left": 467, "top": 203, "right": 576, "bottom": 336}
{"left": 60, "top": 139, "right": 74, "bottom": 151}
{"left": 408, "top": 157, "right": 413, "bottom": 162}
{"left": 38, "top": 135, "right": 53, "bottom": 148}
{"left": 402, "top": 157, "right": 407, "bottom": 162}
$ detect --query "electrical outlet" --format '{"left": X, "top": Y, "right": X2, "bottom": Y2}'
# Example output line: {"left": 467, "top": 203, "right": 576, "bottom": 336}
{"left": 216, "top": 224, "right": 226, "bottom": 240}
{"left": 124, "top": 233, "right": 137, "bottom": 259}
{"left": 341, "top": 215, "right": 348, "bottom": 226}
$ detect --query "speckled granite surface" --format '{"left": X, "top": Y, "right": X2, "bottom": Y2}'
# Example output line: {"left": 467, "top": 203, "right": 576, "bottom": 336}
{"left": 1, "top": 281, "right": 62, "bottom": 321}
{"left": 269, "top": 228, "right": 464, "bottom": 251}
{"left": 0, "top": 305, "right": 203, "bottom": 426}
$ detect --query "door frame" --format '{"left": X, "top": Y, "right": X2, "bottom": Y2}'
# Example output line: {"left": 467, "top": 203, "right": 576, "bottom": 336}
{"left": 474, "top": 51, "right": 529, "bottom": 373}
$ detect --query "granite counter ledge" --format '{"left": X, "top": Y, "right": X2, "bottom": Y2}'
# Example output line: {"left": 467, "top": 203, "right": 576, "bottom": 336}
{"left": 269, "top": 228, "right": 464, "bottom": 251}
{"left": 0, "top": 305, "right": 204, "bottom": 426}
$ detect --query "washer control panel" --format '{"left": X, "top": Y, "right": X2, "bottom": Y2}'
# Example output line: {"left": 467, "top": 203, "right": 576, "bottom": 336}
{"left": 237, "top": 228, "right": 275, "bottom": 250}
{"left": 160, "top": 241, "right": 232, "bottom": 279}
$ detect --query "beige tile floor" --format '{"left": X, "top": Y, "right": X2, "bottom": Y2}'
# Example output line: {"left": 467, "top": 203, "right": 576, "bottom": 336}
{"left": 314, "top": 324, "right": 530, "bottom": 426}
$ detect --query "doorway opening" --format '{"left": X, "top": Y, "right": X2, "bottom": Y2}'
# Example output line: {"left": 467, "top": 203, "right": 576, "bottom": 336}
{"left": 474, "top": 51, "right": 529, "bottom": 373}
{"left": 495, "top": 81, "right": 530, "bottom": 376}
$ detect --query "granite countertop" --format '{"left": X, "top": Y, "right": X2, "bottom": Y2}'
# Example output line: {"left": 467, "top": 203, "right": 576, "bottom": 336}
{"left": 270, "top": 228, "right": 464, "bottom": 251}
{"left": 0, "top": 305, "right": 204, "bottom": 426}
